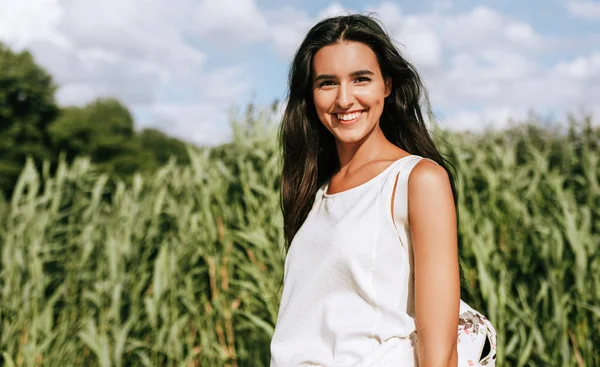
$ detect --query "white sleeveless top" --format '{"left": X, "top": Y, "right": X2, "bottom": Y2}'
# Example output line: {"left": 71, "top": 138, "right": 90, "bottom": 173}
{"left": 270, "top": 155, "right": 430, "bottom": 366}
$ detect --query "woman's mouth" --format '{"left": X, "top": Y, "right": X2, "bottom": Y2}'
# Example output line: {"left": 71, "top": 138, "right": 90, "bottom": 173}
{"left": 334, "top": 110, "right": 365, "bottom": 124}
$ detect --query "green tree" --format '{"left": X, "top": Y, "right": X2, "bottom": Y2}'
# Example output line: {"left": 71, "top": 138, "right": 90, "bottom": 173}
{"left": 138, "top": 128, "right": 190, "bottom": 166}
{"left": 49, "top": 97, "right": 144, "bottom": 176}
{"left": 49, "top": 98, "right": 193, "bottom": 177}
{"left": 0, "top": 42, "right": 59, "bottom": 193}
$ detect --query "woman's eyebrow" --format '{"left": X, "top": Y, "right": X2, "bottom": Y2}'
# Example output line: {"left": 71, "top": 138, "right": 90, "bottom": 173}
{"left": 349, "top": 69, "right": 374, "bottom": 77}
{"left": 314, "top": 69, "right": 375, "bottom": 81}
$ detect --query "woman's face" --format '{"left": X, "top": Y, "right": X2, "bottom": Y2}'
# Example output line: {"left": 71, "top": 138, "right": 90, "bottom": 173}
{"left": 312, "top": 41, "right": 391, "bottom": 145}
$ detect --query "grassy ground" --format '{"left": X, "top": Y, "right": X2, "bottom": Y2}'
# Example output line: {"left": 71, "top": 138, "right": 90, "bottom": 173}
{"left": 0, "top": 113, "right": 598, "bottom": 366}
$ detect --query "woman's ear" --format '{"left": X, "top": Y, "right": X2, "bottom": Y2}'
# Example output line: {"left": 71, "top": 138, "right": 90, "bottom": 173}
{"left": 384, "top": 76, "right": 392, "bottom": 98}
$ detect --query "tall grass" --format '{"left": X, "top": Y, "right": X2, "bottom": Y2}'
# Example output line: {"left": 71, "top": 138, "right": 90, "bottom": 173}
{"left": 0, "top": 110, "right": 598, "bottom": 366}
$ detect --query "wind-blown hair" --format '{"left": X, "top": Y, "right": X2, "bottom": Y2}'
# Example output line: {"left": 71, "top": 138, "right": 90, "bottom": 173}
{"left": 279, "top": 13, "right": 459, "bottom": 251}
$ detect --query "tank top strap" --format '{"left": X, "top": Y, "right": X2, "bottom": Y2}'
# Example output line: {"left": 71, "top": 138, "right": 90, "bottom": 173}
{"left": 377, "top": 155, "right": 432, "bottom": 247}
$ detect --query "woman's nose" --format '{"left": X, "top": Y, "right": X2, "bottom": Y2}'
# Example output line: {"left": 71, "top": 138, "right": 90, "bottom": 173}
{"left": 336, "top": 83, "right": 353, "bottom": 109}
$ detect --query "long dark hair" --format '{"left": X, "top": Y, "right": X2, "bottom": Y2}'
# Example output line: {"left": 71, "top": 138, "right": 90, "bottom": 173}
{"left": 279, "top": 13, "right": 459, "bottom": 251}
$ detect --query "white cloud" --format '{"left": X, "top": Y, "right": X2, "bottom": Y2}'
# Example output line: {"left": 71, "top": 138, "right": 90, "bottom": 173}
{"left": 393, "top": 16, "right": 443, "bottom": 69}
{"left": 437, "top": 6, "right": 541, "bottom": 50}
{"left": 0, "top": 0, "right": 209, "bottom": 105}
{"left": 143, "top": 102, "right": 233, "bottom": 146}
{"left": 370, "top": 2, "right": 404, "bottom": 25}
{"left": 193, "top": 0, "right": 270, "bottom": 43}
{"left": 436, "top": 49, "right": 600, "bottom": 130}
{"left": 318, "top": 3, "right": 348, "bottom": 18}
{"left": 439, "top": 48, "right": 600, "bottom": 112}
{"left": 551, "top": 51, "right": 600, "bottom": 108}
{"left": 367, "top": 4, "right": 542, "bottom": 70}
{"left": 0, "top": 0, "right": 252, "bottom": 145}
{"left": 441, "top": 107, "right": 528, "bottom": 132}
{"left": 0, "top": 0, "right": 68, "bottom": 48}
{"left": 444, "top": 49, "right": 538, "bottom": 92}
{"left": 56, "top": 84, "right": 101, "bottom": 105}
{"left": 204, "top": 66, "right": 249, "bottom": 100}
{"left": 504, "top": 23, "right": 538, "bottom": 45}
{"left": 266, "top": 7, "right": 315, "bottom": 59}
{"left": 266, "top": 3, "right": 358, "bottom": 59}
{"left": 555, "top": 51, "right": 600, "bottom": 80}
{"left": 567, "top": 0, "right": 600, "bottom": 20}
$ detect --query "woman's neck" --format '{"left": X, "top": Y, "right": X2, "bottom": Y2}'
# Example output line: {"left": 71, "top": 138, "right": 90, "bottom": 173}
{"left": 335, "top": 125, "right": 394, "bottom": 170}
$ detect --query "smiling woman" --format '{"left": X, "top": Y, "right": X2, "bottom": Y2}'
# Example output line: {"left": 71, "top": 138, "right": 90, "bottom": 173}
{"left": 270, "top": 13, "right": 496, "bottom": 367}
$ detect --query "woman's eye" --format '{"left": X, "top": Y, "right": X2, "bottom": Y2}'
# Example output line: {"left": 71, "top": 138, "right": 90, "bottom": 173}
{"left": 317, "top": 77, "right": 370, "bottom": 88}
{"left": 318, "top": 80, "right": 335, "bottom": 87}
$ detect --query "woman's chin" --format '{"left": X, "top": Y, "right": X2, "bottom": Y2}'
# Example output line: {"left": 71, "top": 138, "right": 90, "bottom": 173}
{"left": 332, "top": 132, "right": 366, "bottom": 144}
{"left": 331, "top": 123, "right": 378, "bottom": 145}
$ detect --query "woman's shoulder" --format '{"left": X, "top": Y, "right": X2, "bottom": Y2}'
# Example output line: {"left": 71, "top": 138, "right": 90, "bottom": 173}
{"left": 410, "top": 155, "right": 442, "bottom": 175}
{"left": 406, "top": 158, "right": 454, "bottom": 226}
{"left": 408, "top": 158, "right": 448, "bottom": 196}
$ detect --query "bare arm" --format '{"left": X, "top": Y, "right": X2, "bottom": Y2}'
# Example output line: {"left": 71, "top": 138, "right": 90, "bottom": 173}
{"left": 408, "top": 160, "right": 460, "bottom": 367}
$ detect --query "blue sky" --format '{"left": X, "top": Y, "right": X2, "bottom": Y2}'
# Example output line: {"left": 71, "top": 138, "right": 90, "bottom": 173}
{"left": 1, "top": 0, "right": 599, "bottom": 145}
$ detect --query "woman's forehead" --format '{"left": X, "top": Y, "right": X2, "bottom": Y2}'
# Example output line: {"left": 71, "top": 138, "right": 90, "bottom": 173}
{"left": 313, "top": 41, "right": 380, "bottom": 75}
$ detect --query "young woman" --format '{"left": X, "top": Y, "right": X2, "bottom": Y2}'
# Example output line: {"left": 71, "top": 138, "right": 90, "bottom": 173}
{"left": 270, "top": 14, "right": 497, "bottom": 367}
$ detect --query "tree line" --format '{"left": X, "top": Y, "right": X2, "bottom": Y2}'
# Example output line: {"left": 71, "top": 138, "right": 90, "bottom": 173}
{"left": 0, "top": 42, "right": 191, "bottom": 198}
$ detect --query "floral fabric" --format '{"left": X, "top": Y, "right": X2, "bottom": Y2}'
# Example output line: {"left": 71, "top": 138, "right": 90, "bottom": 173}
{"left": 349, "top": 300, "right": 498, "bottom": 367}
{"left": 457, "top": 300, "right": 497, "bottom": 366}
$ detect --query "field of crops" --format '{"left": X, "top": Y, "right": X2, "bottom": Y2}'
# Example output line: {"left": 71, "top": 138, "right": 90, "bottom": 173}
{"left": 0, "top": 113, "right": 598, "bottom": 366}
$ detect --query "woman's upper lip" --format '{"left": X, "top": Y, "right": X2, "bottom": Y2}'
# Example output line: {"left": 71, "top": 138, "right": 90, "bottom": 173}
{"left": 333, "top": 109, "right": 364, "bottom": 114}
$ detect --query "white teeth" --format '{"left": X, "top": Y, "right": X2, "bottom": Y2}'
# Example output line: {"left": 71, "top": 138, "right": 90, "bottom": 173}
{"left": 336, "top": 111, "right": 362, "bottom": 121}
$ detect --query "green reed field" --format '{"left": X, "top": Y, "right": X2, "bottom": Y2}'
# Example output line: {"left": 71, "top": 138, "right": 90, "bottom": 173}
{"left": 0, "top": 111, "right": 598, "bottom": 367}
